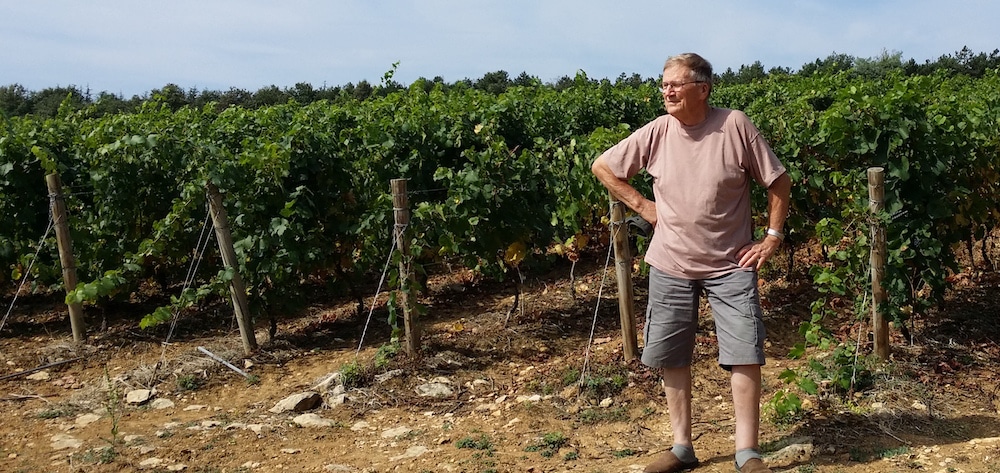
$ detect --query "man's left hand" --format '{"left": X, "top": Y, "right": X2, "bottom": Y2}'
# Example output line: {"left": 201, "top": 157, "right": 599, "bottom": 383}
{"left": 737, "top": 236, "right": 782, "bottom": 271}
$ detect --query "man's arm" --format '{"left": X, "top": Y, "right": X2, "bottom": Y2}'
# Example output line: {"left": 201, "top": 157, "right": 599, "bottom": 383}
{"left": 591, "top": 155, "right": 657, "bottom": 226}
{"left": 738, "top": 172, "right": 792, "bottom": 270}
{"left": 765, "top": 171, "right": 791, "bottom": 238}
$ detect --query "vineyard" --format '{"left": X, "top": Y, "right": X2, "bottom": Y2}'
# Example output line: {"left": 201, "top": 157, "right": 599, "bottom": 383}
{"left": 2, "top": 68, "right": 1000, "bottom": 471}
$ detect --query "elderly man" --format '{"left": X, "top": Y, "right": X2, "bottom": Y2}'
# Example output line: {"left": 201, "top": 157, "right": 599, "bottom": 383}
{"left": 591, "top": 53, "right": 791, "bottom": 473}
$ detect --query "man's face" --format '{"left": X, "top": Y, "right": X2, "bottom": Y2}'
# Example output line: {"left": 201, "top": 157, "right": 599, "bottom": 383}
{"left": 661, "top": 65, "right": 709, "bottom": 123}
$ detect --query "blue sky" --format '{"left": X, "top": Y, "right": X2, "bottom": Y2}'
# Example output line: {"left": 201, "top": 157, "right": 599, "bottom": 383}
{"left": 2, "top": 0, "right": 998, "bottom": 97}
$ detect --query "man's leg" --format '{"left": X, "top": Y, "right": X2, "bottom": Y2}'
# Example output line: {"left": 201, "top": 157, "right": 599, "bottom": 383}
{"left": 702, "top": 270, "right": 769, "bottom": 471}
{"left": 732, "top": 364, "right": 770, "bottom": 472}
{"left": 661, "top": 366, "right": 693, "bottom": 448}
{"left": 641, "top": 268, "right": 700, "bottom": 472}
{"left": 731, "top": 364, "right": 762, "bottom": 451}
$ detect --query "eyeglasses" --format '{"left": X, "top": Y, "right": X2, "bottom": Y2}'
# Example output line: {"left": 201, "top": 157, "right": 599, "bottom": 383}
{"left": 659, "top": 81, "right": 705, "bottom": 93}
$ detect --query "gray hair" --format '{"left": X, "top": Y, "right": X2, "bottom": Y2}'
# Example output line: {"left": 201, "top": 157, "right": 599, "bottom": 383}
{"left": 664, "top": 53, "right": 714, "bottom": 86}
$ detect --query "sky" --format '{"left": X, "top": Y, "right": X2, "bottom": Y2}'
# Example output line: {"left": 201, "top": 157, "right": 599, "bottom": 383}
{"left": 2, "top": 0, "right": 998, "bottom": 98}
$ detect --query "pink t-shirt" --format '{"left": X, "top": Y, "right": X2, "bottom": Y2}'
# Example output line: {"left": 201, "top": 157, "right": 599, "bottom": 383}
{"left": 601, "top": 107, "right": 786, "bottom": 280}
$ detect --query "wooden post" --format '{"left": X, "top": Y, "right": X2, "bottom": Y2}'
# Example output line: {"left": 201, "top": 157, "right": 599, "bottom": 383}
{"left": 391, "top": 179, "right": 419, "bottom": 357}
{"left": 45, "top": 174, "right": 86, "bottom": 342}
{"left": 609, "top": 192, "right": 639, "bottom": 361}
{"left": 206, "top": 182, "right": 258, "bottom": 355}
{"left": 868, "top": 167, "right": 889, "bottom": 360}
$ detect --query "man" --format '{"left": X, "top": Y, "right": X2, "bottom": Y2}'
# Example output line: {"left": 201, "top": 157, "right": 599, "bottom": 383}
{"left": 591, "top": 53, "right": 791, "bottom": 473}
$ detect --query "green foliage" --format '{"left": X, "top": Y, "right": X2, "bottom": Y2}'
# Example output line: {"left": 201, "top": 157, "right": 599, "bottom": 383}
{"left": 2, "top": 69, "right": 999, "bottom": 409}
{"left": 524, "top": 432, "right": 568, "bottom": 458}
{"left": 339, "top": 361, "right": 363, "bottom": 389}
{"left": 580, "top": 364, "right": 629, "bottom": 399}
{"left": 456, "top": 433, "right": 494, "bottom": 452}
{"left": 577, "top": 406, "right": 629, "bottom": 425}
{"left": 560, "top": 367, "right": 581, "bottom": 386}
{"left": 176, "top": 374, "right": 203, "bottom": 391}
{"left": 764, "top": 388, "right": 803, "bottom": 425}
{"left": 374, "top": 341, "right": 401, "bottom": 370}
{"left": 612, "top": 448, "right": 637, "bottom": 458}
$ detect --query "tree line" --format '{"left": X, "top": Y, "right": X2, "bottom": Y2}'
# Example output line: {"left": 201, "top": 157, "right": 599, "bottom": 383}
{"left": 2, "top": 47, "right": 997, "bottom": 119}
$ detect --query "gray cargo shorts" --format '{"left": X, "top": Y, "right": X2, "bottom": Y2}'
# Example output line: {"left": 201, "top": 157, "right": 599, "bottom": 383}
{"left": 640, "top": 267, "right": 766, "bottom": 370}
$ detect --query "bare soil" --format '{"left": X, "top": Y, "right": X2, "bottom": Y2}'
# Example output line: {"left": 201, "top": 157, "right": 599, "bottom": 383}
{"left": 2, "top": 250, "right": 999, "bottom": 473}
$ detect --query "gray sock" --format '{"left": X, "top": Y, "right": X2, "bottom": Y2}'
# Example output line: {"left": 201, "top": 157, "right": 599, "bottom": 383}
{"left": 671, "top": 444, "right": 697, "bottom": 464}
{"left": 735, "top": 448, "right": 762, "bottom": 468}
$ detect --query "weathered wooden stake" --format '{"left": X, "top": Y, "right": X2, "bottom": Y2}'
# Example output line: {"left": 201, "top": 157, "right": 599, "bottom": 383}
{"left": 868, "top": 167, "right": 889, "bottom": 360}
{"left": 45, "top": 173, "right": 86, "bottom": 342}
{"left": 391, "top": 179, "right": 419, "bottom": 357}
{"left": 206, "top": 183, "right": 258, "bottom": 355}
{"left": 609, "top": 192, "right": 639, "bottom": 361}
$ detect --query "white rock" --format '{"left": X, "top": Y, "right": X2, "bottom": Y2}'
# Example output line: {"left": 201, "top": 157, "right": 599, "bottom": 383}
{"left": 139, "top": 457, "right": 164, "bottom": 469}
{"left": 390, "top": 445, "right": 430, "bottom": 461}
{"left": 270, "top": 392, "right": 322, "bottom": 413}
{"left": 415, "top": 383, "right": 454, "bottom": 398}
{"left": 324, "top": 464, "right": 356, "bottom": 472}
{"left": 969, "top": 437, "right": 1000, "bottom": 445}
{"left": 183, "top": 404, "right": 207, "bottom": 411}
{"left": 381, "top": 426, "right": 412, "bottom": 438}
{"left": 125, "top": 389, "right": 155, "bottom": 405}
{"left": 351, "top": 421, "right": 371, "bottom": 431}
{"left": 312, "top": 372, "right": 342, "bottom": 392}
{"left": 559, "top": 385, "right": 580, "bottom": 400}
{"left": 150, "top": 398, "right": 175, "bottom": 410}
{"left": 50, "top": 434, "right": 82, "bottom": 450}
{"left": 599, "top": 397, "right": 614, "bottom": 408}
{"left": 75, "top": 413, "right": 101, "bottom": 427}
{"left": 375, "top": 369, "right": 404, "bottom": 384}
{"left": 326, "top": 393, "right": 348, "bottom": 407}
{"left": 293, "top": 413, "right": 337, "bottom": 428}
{"left": 27, "top": 371, "right": 50, "bottom": 381}
{"left": 247, "top": 424, "right": 271, "bottom": 435}
{"left": 281, "top": 448, "right": 302, "bottom": 454}
{"left": 167, "top": 464, "right": 187, "bottom": 471}
{"left": 766, "top": 441, "right": 814, "bottom": 468}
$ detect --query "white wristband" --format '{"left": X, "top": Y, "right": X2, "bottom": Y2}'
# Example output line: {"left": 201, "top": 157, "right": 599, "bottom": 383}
{"left": 766, "top": 228, "right": 784, "bottom": 241}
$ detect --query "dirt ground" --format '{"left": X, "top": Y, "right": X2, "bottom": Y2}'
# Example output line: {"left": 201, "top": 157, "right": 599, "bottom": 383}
{"left": 1, "top": 249, "right": 999, "bottom": 473}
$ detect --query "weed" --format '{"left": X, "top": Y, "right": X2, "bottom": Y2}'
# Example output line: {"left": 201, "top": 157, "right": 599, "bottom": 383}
{"left": 580, "top": 364, "right": 628, "bottom": 399}
{"left": 375, "top": 341, "right": 401, "bottom": 369}
{"left": 245, "top": 374, "right": 260, "bottom": 385}
{"left": 796, "top": 464, "right": 816, "bottom": 473}
{"left": 876, "top": 445, "right": 910, "bottom": 459}
{"left": 848, "top": 446, "right": 870, "bottom": 462}
{"left": 612, "top": 448, "right": 637, "bottom": 458}
{"left": 102, "top": 367, "right": 123, "bottom": 449}
{"left": 457, "top": 433, "right": 494, "bottom": 453}
{"left": 764, "top": 389, "right": 803, "bottom": 425}
{"left": 36, "top": 407, "right": 72, "bottom": 419}
{"left": 339, "top": 360, "right": 363, "bottom": 389}
{"left": 525, "top": 431, "right": 568, "bottom": 458}
{"left": 564, "top": 450, "right": 579, "bottom": 461}
{"left": 578, "top": 406, "right": 629, "bottom": 424}
{"left": 561, "top": 367, "right": 581, "bottom": 386}
{"left": 177, "top": 374, "right": 203, "bottom": 391}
